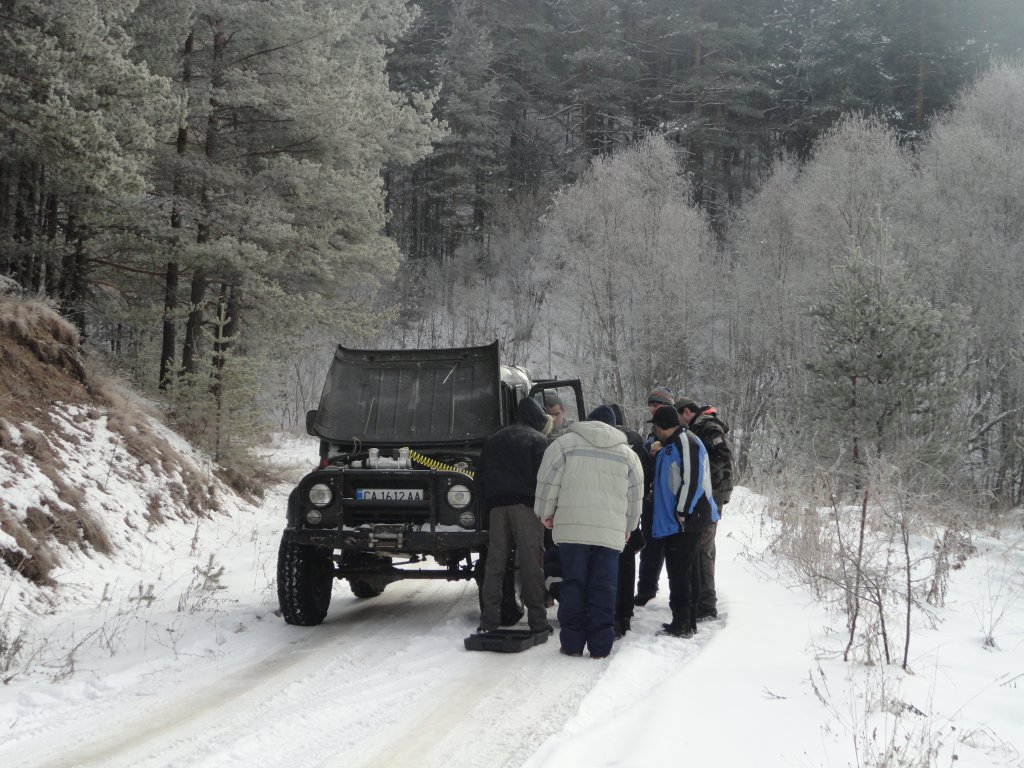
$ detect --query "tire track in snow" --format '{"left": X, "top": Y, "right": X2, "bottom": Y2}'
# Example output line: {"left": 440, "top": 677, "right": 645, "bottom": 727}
{"left": 363, "top": 651, "right": 605, "bottom": 768}
{"left": 24, "top": 578, "right": 467, "bottom": 768}
{"left": 348, "top": 628, "right": 608, "bottom": 768}
{"left": 15, "top": 579, "right": 722, "bottom": 768}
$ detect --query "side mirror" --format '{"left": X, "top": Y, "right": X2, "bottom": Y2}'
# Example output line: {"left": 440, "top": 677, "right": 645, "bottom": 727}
{"left": 305, "top": 409, "right": 318, "bottom": 436}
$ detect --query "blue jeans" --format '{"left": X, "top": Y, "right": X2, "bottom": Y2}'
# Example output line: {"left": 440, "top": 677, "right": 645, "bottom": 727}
{"left": 557, "top": 543, "right": 619, "bottom": 657}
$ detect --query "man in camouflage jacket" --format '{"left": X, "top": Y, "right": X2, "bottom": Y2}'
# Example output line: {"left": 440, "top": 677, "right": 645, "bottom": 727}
{"left": 675, "top": 397, "right": 734, "bottom": 621}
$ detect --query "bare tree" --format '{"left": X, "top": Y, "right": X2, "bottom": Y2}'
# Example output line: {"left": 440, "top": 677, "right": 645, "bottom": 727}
{"left": 540, "top": 135, "right": 718, "bottom": 409}
{"left": 901, "top": 59, "right": 1024, "bottom": 511}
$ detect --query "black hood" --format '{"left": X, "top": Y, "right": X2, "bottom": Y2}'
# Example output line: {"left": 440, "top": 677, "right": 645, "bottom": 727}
{"left": 309, "top": 342, "right": 502, "bottom": 449}
{"left": 515, "top": 396, "right": 550, "bottom": 433}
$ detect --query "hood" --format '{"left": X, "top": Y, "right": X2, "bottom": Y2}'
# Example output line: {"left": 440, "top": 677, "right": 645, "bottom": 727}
{"left": 309, "top": 341, "right": 502, "bottom": 448}
{"left": 568, "top": 420, "right": 628, "bottom": 449}
{"left": 695, "top": 407, "right": 730, "bottom": 433}
{"left": 515, "top": 396, "right": 552, "bottom": 434}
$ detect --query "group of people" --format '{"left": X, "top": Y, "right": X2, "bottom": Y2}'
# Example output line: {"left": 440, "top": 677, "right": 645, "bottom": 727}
{"left": 475, "top": 387, "right": 734, "bottom": 659}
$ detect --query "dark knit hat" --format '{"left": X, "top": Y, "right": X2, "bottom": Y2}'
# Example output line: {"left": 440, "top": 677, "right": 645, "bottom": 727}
{"left": 588, "top": 405, "right": 617, "bottom": 425}
{"left": 674, "top": 396, "right": 699, "bottom": 413}
{"left": 609, "top": 403, "right": 625, "bottom": 427}
{"left": 646, "top": 405, "right": 680, "bottom": 429}
{"left": 646, "top": 387, "right": 674, "bottom": 406}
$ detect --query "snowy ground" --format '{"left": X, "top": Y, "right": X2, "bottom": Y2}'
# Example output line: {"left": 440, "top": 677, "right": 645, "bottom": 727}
{"left": 1, "top": 437, "right": 1022, "bottom": 768}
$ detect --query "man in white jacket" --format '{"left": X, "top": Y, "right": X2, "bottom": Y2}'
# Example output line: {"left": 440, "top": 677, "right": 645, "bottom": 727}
{"left": 535, "top": 409, "right": 644, "bottom": 658}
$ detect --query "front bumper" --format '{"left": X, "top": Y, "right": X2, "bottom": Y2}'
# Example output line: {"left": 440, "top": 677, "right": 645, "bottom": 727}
{"left": 284, "top": 466, "right": 487, "bottom": 554}
{"left": 281, "top": 525, "right": 487, "bottom": 552}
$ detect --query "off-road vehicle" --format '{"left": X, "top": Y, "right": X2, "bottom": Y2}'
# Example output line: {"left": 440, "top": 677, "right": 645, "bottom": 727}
{"left": 277, "top": 341, "right": 584, "bottom": 626}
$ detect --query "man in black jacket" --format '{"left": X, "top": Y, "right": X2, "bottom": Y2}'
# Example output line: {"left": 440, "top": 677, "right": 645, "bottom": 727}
{"left": 477, "top": 396, "right": 553, "bottom": 633}
{"left": 675, "top": 396, "right": 734, "bottom": 621}
{"left": 607, "top": 403, "right": 650, "bottom": 638}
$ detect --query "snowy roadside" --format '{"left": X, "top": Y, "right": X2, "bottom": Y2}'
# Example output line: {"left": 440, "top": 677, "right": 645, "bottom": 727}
{"left": 1, "top": 435, "right": 1022, "bottom": 767}
{"left": 527, "top": 490, "right": 1024, "bottom": 768}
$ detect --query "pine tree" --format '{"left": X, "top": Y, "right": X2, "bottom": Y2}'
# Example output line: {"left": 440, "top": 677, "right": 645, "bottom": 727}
{"left": 765, "top": 0, "right": 905, "bottom": 159}
{"left": 673, "top": 0, "right": 772, "bottom": 220}
{"left": 805, "top": 214, "right": 970, "bottom": 490}
{"left": 98, "top": 0, "right": 440, "bottom": 453}
{"left": 0, "top": 0, "right": 170, "bottom": 326}
{"left": 121, "top": 0, "right": 440, "bottom": 364}
{"left": 387, "top": 0, "right": 497, "bottom": 264}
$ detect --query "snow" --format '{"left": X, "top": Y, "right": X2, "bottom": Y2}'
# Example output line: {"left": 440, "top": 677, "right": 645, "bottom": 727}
{"left": 1, "top": 431, "right": 1023, "bottom": 767}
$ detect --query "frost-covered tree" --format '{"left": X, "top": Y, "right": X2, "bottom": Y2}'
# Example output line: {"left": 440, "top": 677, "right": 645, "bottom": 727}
{"left": 901, "top": 59, "right": 1024, "bottom": 508}
{"left": 123, "top": 0, "right": 440, "bottom": 375}
{"left": 721, "top": 159, "right": 805, "bottom": 473}
{"left": 790, "top": 114, "right": 913, "bottom": 286}
{"left": 730, "top": 114, "right": 912, "bottom": 321}
{"left": 726, "top": 115, "right": 914, "bottom": 474}
{"left": 0, "top": 0, "right": 170, "bottom": 325}
{"left": 382, "top": 194, "right": 549, "bottom": 367}
{"left": 805, "top": 215, "right": 970, "bottom": 490}
{"left": 1, "top": 0, "right": 442, "bottom": 437}
{"left": 540, "top": 135, "right": 717, "bottom": 409}
{"left": 69, "top": 0, "right": 442, "bottom": 453}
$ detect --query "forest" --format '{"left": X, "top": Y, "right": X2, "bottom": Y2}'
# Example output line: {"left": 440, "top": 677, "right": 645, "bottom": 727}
{"left": 2, "top": 0, "right": 1023, "bottom": 513}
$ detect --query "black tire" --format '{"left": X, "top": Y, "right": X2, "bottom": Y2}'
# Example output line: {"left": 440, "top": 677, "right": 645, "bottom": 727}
{"left": 277, "top": 538, "right": 334, "bottom": 626}
{"left": 349, "top": 579, "right": 384, "bottom": 599}
{"left": 474, "top": 548, "right": 525, "bottom": 626}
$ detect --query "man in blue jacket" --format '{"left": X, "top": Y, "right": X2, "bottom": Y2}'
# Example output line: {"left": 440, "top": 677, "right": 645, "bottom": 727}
{"left": 648, "top": 405, "right": 719, "bottom": 637}
{"left": 634, "top": 386, "right": 675, "bottom": 605}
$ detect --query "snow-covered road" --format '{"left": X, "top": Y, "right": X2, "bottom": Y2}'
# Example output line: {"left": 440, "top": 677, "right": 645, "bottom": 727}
{"left": 1, "top": 467, "right": 720, "bottom": 768}
{"left": 5, "top": 568, "right": 715, "bottom": 768}
{"left": 4, "top": 460, "right": 1020, "bottom": 768}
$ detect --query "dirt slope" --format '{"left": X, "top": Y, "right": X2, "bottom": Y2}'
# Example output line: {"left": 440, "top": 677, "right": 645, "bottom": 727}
{"left": 0, "top": 296, "right": 220, "bottom": 593}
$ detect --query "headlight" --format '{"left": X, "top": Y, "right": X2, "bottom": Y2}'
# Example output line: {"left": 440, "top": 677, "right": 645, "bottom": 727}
{"left": 305, "top": 509, "right": 323, "bottom": 525}
{"left": 446, "top": 484, "right": 472, "bottom": 510}
{"left": 458, "top": 510, "right": 476, "bottom": 529}
{"left": 308, "top": 483, "right": 333, "bottom": 507}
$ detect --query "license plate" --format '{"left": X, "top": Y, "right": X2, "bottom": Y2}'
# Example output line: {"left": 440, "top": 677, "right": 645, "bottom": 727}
{"left": 356, "top": 488, "right": 424, "bottom": 501}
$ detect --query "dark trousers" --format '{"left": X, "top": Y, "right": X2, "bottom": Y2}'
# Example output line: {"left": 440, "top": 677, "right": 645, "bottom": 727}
{"left": 616, "top": 547, "right": 636, "bottom": 626}
{"left": 636, "top": 498, "right": 664, "bottom": 596}
{"left": 662, "top": 530, "right": 703, "bottom": 632}
{"left": 557, "top": 543, "right": 619, "bottom": 657}
{"left": 480, "top": 504, "right": 547, "bottom": 631}
{"left": 698, "top": 522, "right": 717, "bottom": 615}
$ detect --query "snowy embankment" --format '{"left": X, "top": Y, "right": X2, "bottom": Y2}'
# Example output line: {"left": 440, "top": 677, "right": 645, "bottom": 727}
{"left": 1, "top": 424, "right": 1022, "bottom": 767}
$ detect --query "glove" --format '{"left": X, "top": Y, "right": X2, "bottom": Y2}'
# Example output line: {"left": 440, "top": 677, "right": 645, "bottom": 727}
{"left": 626, "top": 527, "right": 646, "bottom": 554}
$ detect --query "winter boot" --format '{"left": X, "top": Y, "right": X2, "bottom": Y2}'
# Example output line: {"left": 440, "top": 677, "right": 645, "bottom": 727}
{"left": 658, "top": 622, "right": 694, "bottom": 639}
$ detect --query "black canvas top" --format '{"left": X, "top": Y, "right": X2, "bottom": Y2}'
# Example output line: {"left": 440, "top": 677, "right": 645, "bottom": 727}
{"left": 310, "top": 341, "right": 502, "bottom": 448}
